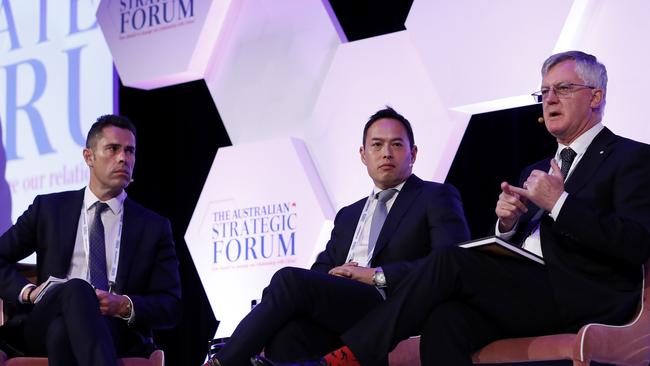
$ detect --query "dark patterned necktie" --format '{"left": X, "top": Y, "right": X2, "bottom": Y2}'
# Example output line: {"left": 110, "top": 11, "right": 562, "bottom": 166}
{"left": 559, "top": 147, "right": 577, "bottom": 181}
{"left": 522, "top": 147, "right": 578, "bottom": 241}
{"left": 89, "top": 202, "right": 110, "bottom": 291}
{"left": 368, "top": 189, "right": 398, "bottom": 256}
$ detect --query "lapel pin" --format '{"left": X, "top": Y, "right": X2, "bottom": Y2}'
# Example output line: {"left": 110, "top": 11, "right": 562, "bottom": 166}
{"left": 599, "top": 150, "right": 604, "bottom": 154}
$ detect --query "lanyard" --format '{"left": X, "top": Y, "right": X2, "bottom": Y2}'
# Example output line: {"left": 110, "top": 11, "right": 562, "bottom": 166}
{"left": 81, "top": 202, "right": 123, "bottom": 288}
{"left": 345, "top": 192, "right": 376, "bottom": 263}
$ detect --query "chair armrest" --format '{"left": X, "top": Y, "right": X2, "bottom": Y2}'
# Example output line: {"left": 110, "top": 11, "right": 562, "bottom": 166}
{"left": 472, "top": 334, "right": 576, "bottom": 363}
{"left": 574, "top": 308, "right": 650, "bottom": 365}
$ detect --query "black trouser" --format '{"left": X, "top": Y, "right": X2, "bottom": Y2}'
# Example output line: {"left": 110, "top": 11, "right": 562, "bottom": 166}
{"left": 23, "top": 279, "right": 149, "bottom": 366}
{"left": 215, "top": 267, "right": 384, "bottom": 366}
{"left": 342, "top": 247, "right": 565, "bottom": 366}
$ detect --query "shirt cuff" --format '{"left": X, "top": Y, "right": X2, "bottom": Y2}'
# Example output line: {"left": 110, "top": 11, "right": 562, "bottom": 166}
{"left": 549, "top": 191, "right": 569, "bottom": 220}
{"left": 495, "top": 220, "right": 517, "bottom": 240}
{"left": 18, "top": 284, "right": 36, "bottom": 304}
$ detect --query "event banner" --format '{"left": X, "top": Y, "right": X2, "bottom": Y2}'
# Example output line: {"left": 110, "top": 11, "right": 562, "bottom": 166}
{"left": 0, "top": 0, "right": 113, "bottom": 229}
{"left": 97, "top": 0, "right": 236, "bottom": 89}
{"left": 185, "top": 138, "right": 335, "bottom": 337}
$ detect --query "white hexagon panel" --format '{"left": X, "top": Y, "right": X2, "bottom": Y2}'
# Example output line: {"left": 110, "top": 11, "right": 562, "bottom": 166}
{"left": 97, "top": 0, "right": 238, "bottom": 89}
{"left": 304, "top": 31, "right": 468, "bottom": 209}
{"left": 185, "top": 138, "right": 335, "bottom": 337}
{"left": 204, "top": 0, "right": 340, "bottom": 144}
{"left": 568, "top": 0, "right": 650, "bottom": 144}
{"left": 406, "top": 0, "right": 574, "bottom": 111}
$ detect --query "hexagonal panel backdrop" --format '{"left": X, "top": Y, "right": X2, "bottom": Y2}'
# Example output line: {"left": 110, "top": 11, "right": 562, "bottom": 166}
{"left": 406, "top": 0, "right": 573, "bottom": 110}
{"left": 304, "top": 31, "right": 468, "bottom": 209}
{"left": 97, "top": 0, "right": 238, "bottom": 89}
{"left": 184, "top": 138, "right": 335, "bottom": 337}
{"left": 204, "top": 0, "right": 340, "bottom": 145}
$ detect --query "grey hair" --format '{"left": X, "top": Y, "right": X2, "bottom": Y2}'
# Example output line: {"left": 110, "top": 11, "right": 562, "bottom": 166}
{"left": 541, "top": 51, "right": 607, "bottom": 114}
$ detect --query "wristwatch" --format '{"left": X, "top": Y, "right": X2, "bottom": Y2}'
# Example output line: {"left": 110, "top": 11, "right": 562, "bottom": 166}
{"left": 372, "top": 267, "right": 387, "bottom": 288}
{"left": 120, "top": 295, "right": 133, "bottom": 319}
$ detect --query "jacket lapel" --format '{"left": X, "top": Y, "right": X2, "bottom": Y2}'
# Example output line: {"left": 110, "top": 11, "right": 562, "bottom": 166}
{"left": 340, "top": 200, "right": 365, "bottom": 263}
{"left": 114, "top": 198, "right": 140, "bottom": 293}
{"left": 564, "top": 127, "right": 616, "bottom": 194}
{"left": 371, "top": 175, "right": 422, "bottom": 259}
{"left": 55, "top": 190, "right": 85, "bottom": 277}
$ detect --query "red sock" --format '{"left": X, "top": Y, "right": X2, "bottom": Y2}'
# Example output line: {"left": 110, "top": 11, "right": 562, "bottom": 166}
{"left": 323, "top": 346, "right": 361, "bottom": 366}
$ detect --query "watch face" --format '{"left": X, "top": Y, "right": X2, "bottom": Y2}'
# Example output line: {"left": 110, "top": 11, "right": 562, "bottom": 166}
{"left": 374, "top": 271, "right": 386, "bottom": 287}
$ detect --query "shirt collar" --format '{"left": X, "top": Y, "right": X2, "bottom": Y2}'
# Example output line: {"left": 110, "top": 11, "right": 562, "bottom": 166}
{"left": 555, "top": 122, "right": 604, "bottom": 157}
{"left": 84, "top": 186, "right": 127, "bottom": 215}
{"left": 373, "top": 179, "right": 407, "bottom": 197}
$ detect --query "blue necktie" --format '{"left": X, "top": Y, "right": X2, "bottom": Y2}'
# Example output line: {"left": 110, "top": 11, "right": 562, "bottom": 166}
{"left": 368, "top": 189, "right": 398, "bottom": 256}
{"left": 89, "top": 202, "right": 110, "bottom": 291}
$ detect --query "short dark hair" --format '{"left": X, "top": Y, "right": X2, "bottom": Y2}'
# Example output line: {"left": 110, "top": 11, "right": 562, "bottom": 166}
{"left": 85, "top": 114, "right": 137, "bottom": 149}
{"left": 362, "top": 107, "right": 415, "bottom": 148}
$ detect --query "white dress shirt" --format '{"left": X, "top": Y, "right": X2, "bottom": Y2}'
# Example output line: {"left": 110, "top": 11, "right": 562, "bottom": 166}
{"left": 68, "top": 187, "right": 126, "bottom": 282}
{"left": 346, "top": 180, "right": 405, "bottom": 267}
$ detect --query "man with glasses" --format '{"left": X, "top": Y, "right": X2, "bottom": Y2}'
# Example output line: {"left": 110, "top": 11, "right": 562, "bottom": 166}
{"left": 271, "top": 51, "right": 650, "bottom": 366}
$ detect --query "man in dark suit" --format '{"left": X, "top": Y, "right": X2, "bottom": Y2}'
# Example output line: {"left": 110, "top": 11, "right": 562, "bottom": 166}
{"left": 287, "top": 51, "right": 650, "bottom": 366}
{"left": 0, "top": 115, "right": 181, "bottom": 366}
{"left": 205, "top": 107, "right": 470, "bottom": 366}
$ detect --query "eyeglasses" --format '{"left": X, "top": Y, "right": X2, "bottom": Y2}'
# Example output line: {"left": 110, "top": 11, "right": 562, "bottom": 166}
{"left": 531, "top": 83, "right": 595, "bottom": 103}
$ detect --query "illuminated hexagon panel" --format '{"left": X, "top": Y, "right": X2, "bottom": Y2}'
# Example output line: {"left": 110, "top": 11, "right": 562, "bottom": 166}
{"left": 304, "top": 31, "right": 468, "bottom": 209}
{"left": 406, "top": 0, "right": 573, "bottom": 111}
{"left": 204, "top": 0, "right": 340, "bottom": 145}
{"left": 97, "top": 0, "right": 238, "bottom": 89}
{"left": 570, "top": 0, "right": 650, "bottom": 142}
{"left": 184, "top": 138, "right": 335, "bottom": 337}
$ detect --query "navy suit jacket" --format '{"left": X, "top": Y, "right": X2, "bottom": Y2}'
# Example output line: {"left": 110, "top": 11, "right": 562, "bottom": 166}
{"left": 311, "top": 174, "right": 470, "bottom": 296}
{"left": 0, "top": 189, "right": 181, "bottom": 338}
{"left": 512, "top": 127, "right": 650, "bottom": 328}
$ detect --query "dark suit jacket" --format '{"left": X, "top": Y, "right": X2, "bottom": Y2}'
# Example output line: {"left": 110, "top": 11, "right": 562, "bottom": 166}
{"left": 311, "top": 174, "right": 470, "bottom": 296}
{"left": 512, "top": 127, "right": 650, "bottom": 328}
{"left": 0, "top": 189, "right": 182, "bottom": 339}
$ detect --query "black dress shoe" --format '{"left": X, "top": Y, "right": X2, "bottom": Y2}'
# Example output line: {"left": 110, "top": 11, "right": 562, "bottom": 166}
{"left": 250, "top": 355, "right": 326, "bottom": 366}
